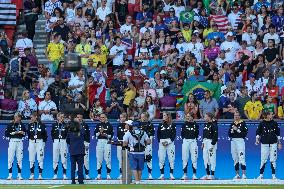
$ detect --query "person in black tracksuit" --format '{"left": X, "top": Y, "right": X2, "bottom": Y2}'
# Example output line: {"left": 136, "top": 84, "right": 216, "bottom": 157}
{"left": 228, "top": 111, "right": 248, "bottom": 179}
{"left": 181, "top": 112, "right": 199, "bottom": 180}
{"left": 27, "top": 112, "right": 47, "bottom": 180}
{"left": 201, "top": 112, "right": 218, "bottom": 180}
{"left": 157, "top": 112, "right": 176, "bottom": 180}
{"left": 256, "top": 111, "right": 282, "bottom": 180}
{"left": 51, "top": 113, "right": 69, "bottom": 180}
{"left": 75, "top": 113, "right": 90, "bottom": 179}
{"left": 95, "top": 113, "right": 114, "bottom": 179}
{"left": 139, "top": 112, "right": 155, "bottom": 179}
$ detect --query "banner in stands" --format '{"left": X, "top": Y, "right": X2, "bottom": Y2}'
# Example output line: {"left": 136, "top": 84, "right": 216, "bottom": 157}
{"left": 0, "top": 121, "right": 283, "bottom": 180}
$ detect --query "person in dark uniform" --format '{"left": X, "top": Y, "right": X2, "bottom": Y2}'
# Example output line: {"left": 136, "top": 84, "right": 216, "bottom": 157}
{"left": 66, "top": 120, "right": 85, "bottom": 184}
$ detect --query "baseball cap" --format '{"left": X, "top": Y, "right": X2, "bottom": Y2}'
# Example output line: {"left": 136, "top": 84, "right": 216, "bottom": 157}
{"left": 225, "top": 32, "right": 233, "bottom": 38}
{"left": 160, "top": 70, "right": 167, "bottom": 75}
{"left": 144, "top": 79, "right": 150, "bottom": 83}
{"left": 248, "top": 73, "right": 255, "bottom": 79}
{"left": 125, "top": 120, "right": 133, "bottom": 126}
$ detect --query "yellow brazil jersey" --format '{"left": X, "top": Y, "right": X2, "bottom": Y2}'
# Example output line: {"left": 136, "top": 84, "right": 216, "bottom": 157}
{"left": 123, "top": 88, "right": 136, "bottom": 106}
{"left": 89, "top": 53, "right": 107, "bottom": 67}
{"left": 181, "top": 29, "right": 192, "bottom": 42}
{"left": 278, "top": 106, "right": 284, "bottom": 118}
{"left": 100, "top": 45, "right": 109, "bottom": 56}
{"left": 203, "top": 28, "right": 214, "bottom": 46}
{"left": 47, "top": 42, "right": 64, "bottom": 62}
{"left": 244, "top": 100, "right": 263, "bottom": 119}
{"left": 75, "top": 43, "right": 92, "bottom": 66}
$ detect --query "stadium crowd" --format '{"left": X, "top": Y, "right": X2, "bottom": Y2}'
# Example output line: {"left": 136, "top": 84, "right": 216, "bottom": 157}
{"left": 0, "top": 0, "right": 284, "bottom": 121}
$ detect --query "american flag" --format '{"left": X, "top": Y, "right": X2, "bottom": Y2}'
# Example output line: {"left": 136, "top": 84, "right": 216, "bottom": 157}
{"left": 209, "top": 14, "right": 229, "bottom": 33}
{"left": 0, "top": 0, "right": 16, "bottom": 25}
{"left": 121, "top": 37, "right": 136, "bottom": 60}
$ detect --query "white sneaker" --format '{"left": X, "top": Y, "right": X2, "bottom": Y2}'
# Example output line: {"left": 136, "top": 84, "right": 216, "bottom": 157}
{"left": 257, "top": 174, "right": 263, "bottom": 179}
{"left": 63, "top": 174, "right": 67, "bottom": 180}
{"left": 208, "top": 175, "right": 215, "bottom": 180}
{"left": 200, "top": 175, "right": 209, "bottom": 180}
{"left": 117, "top": 174, "right": 122, "bottom": 180}
{"left": 17, "top": 174, "right": 23, "bottom": 180}
{"left": 85, "top": 175, "right": 90, "bottom": 180}
{"left": 192, "top": 174, "right": 198, "bottom": 180}
{"left": 107, "top": 174, "right": 111, "bottom": 180}
{"left": 53, "top": 174, "right": 57, "bottom": 180}
{"left": 233, "top": 174, "right": 240, "bottom": 179}
{"left": 181, "top": 174, "right": 188, "bottom": 180}
{"left": 75, "top": 175, "right": 78, "bottom": 179}
{"left": 38, "top": 174, "right": 43, "bottom": 180}
{"left": 7, "top": 173, "right": 12, "bottom": 180}
{"left": 272, "top": 174, "right": 277, "bottom": 180}
{"left": 135, "top": 181, "right": 140, "bottom": 184}
{"left": 170, "top": 173, "right": 175, "bottom": 180}
{"left": 148, "top": 173, "right": 153, "bottom": 180}
{"left": 242, "top": 174, "right": 247, "bottom": 179}
{"left": 96, "top": 174, "right": 101, "bottom": 180}
{"left": 29, "top": 174, "right": 34, "bottom": 180}
{"left": 158, "top": 174, "right": 164, "bottom": 180}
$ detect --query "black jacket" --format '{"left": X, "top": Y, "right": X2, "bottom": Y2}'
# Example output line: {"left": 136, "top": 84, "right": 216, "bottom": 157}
{"left": 203, "top": 121, "right": 218, "bottom": 145}
{"left": 79, "top": 121, "right": 90, "bottom": 143}
{"left": 181, "top": 121, "right": 199, "bottom": 139}
{"left": 157, "top": 122, "right": 176, "bottom": 142}
{"left": 51, "top": 122, "right": 69, "bottom": 140}
{"left": 228, "top": 120, "right": 248, "bottom": 139}
{"left": 66, "top": 130, "right": 85, "bottom": 156}
{"left": 5, "top": 122, "right": 26, "bottom": 139}
{"left": 256, "top": 120, "right": 280, "bottom": 144}
{"left": 95, "top": 122, "right": 114, "bottom": 140}
{"left": 139, "top": 121, "right": 154, "bottom": 138}
{"left": 117, "top": 122, "right": 127, "bottom": 141}
{"left": 27, "top": 122, "right": 48, "bottom": 142}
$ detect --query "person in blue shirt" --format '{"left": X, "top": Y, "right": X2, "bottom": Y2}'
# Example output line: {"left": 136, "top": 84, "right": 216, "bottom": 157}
{"left": 148, "top": 52, "right": 163, "bottom": 78}
{"left": 207, "top": 24, "right": 225, "bottom": 43}
{"left": 154, "top": 16, "right": 168, "bottom": 33}
{"left": 164, "top": 8, "right": 179, "bottom": 26}
{"left": 253, "top": 0, "right": 271, "bottom": 13}
{"left": 135, "top": 3, "right": 153, "bottom": 27}
{"left": 272, "top": 6, "right": 284, "bottom": 32}
{"left": 66, "top": 120, "right": 85, "bottom": 185}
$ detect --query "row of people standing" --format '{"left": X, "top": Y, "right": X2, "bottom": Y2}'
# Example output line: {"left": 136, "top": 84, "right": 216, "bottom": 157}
{"left": 4, "top": 110, "right": 281, "bottom": 180}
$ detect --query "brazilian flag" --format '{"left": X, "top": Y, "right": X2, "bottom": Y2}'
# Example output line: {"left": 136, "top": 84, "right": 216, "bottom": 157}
{"left": 179, "top": 11, "right": 194, "bottom": 23}
{"left": 182, "top": 81, "right": 222, "bottom": 103}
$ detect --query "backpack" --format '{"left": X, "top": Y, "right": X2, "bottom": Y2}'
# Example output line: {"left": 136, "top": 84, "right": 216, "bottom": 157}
{"left": 131, "top": 129, "right": 145, "bottom": 152}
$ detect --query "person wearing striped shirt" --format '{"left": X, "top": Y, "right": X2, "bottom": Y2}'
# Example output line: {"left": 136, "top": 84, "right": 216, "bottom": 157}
{"left": 228, "top": 4, "right": 242, "bottom": 31}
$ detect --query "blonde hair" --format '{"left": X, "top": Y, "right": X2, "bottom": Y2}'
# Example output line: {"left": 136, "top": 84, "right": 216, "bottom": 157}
{"left": 22, "top": 90, "right": 30, "bottom": 100}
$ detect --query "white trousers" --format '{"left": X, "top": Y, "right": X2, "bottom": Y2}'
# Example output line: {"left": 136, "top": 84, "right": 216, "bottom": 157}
{"left": 145, "top": 143, "right": 153, "bottom": 170}
{"left": 53, "top": 139, "right": 68, "bottom": 170}
{"left": 28, "top": 139, "right": 45, "bottom": 169}
{"left": 203, "top": 139, "right": 217, "bottom": 171}
{"left": 260, "top": 143, "right": 277, "bottom": 169}
{"left": 96, "top": 139, "right": 111, "bottom": 170}
{"left": 182, "top": 139, "right": 198, "bottom": 170}
{"left": 158, "top": 139, "right": 175, "bottom": 169}
{"left": 8, "top": 139, "right": 23, "bottom": 170}
{"left": 84, "top": 142, "right": 90, "bottom": 171}
{"left": 231, "top": 138, "right": 246, "bottom": 167}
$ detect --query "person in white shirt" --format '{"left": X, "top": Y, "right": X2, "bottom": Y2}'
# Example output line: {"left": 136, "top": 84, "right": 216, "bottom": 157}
{"left": 15, "top": 32, "right": 34, "bottom": 57}
{"left": 38, "top": 91, "right": 58, "bottom": 121}
{"left": 135, "top": 39, "right": 152, "bottom": 74}
{"left": 245, "top": 73, "right": 261, "bottom": 97}
{"left": 96, "top": 0, "right": 112, "bottom": 22}
{"left": 176, "top": 37, "right": 188, "bottom": 58}
{"left": 172, "top": 0, "right": 185, "bottom": 18}
{"left": 242, "top": 25, "right": 257, "bottom": 51}
{"left": 120, "top": 16, "right": 133, "bottom": 35}
{"left": 68, "top": 68, "right": 85, "bottom": 96}
{"left": 109, "top": 36, "right": 127, "bottom": 70}
{"left": 140, "top": 19, "right": 154, "bottom": 34}
{"left": 220, "top": 32, "right": 240, "bottom": 64}
{"left": 228, "top": 4, "right": 242, "bottom": 31}
{"left": 186, "top": 34, "right": 204, "bottom": 64}
{"left": 215, "top": 50, "right": 228, "bottom": 69}
{"left": 263, "top": 24, "right": 280, "bottom": 46}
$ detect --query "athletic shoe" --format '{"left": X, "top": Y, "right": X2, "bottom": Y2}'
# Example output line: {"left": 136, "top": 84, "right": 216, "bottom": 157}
{"left": 29, "top": 174, "right": 34, "bottom": 180}
{"left": 181, "top": 174, "right": 188, "bottom": 180}
{"left": 96, "top": 174, "right": 101, "bottom": 180}
{"left": 158, "top": 174, "right": 164, "bottom": 180}
{"left": 7, "top": 173, "right": 12, "bottom": 180}
{"left": 107, "top": 174, "right": 111, "bottom": 180}
{"left": 53, "top": 174, "right": 58, "bottom": 180}
{"left": 170, "top": 173, "right": 175, "bottom": 180}
{"left": 272, "top": 174, "right": 277, "bottom": 180}
{"left": 38, "top": 174, "right": 43, "bottom": 180}
{"left": 200, "top": 175, "right": 209, "bottom": 180}
{"left": 242, "top": 174, "right": 247, "bottom": 179}
{"left": 63, "top": 174, "right": 68, "bottom": 180}
{"left": 192, "top": 174, "right": 198, "bottom": 180}
{"left": 85, "top": 175, "right": 90, "bottom": 180}
{"left": 148, "top": 174, "right": 153, "bottom": 180}
{"left": 233, "top": 174, "right": 240, "bottom": 179}
{"left": 117, "top": 174, "right": 122, "bottom": 180}
{"left": 135, "top": 181, "right": 140, "bottom": 184}
{"left": 257, "top": 174, "right": 263, "bottom": 179}
{"left": 17, "top": 174, "right": 23, "bottom": 180}
{"left": 208, "top": 175, "right": 215, "bottom": 180}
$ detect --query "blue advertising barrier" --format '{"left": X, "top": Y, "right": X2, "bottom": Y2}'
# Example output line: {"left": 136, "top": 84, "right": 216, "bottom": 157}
{"left": 0, "top": 120, "right": 284, "bottom": 180}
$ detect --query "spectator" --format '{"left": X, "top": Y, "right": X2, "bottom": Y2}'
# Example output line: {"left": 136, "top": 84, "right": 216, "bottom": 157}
{"left": 7, "top": 51, "right": 21, "bottom": 99}
{"left": 222, "top": 91, "right": 238, "bottom": 119}
{"left": 96, "top": 0, "right": 112, "bottom": 22}
{"left": 90, "top": 99, "right": 104, "bottom": 121}
{"left": 220, "top": 32, "right": 240, "bottom": 64}
{"left": 53, "top": 16, "right": 70, "bottom": 42}
{"left": 109, "top": 36, "right": 127, "bottom": 71}
{"left": 75, "top": 34, "right": 92, "bottom": 67}
{"left": 17, "top": 90, "right": 37, "bottom": 119}
{"left": 142, "top": 96, "right": 156, "bottom": 120}
{"left": 68, "top": 68, "right": 85, "bottom": 97}
{"left": 263, "top": 39, "right": 279, "bottom": 69}
{"left": 127, "top": 99, "right": 140, "bottom": 120}
{"left": 263, "top": 95, "right": 277, "bottom": 114}
{"left": 244, "top": 91, "right": 263, "bottom": 120}
{"left": 123, "top": 80, "right": 137, "bottom": 110}
{"left": 199, "top": 90, "right": 219, "bottom": 118}
{"left": 130, "top": 67, "right": 146, "bottom": 89}
{"left": 106, "top": 91, "right": 124, "bottom": 119}
{"left": 38, "top": 68, "right": 55, "bottom": 99}
{"left": 263, "top": 24, "right": 280, "bottom": 47}
{"left": 0, "top": 90, "right": 18, "bottom": 120}
{"left": 135, "top": 88, "right": 146, "bottom": 113}
{"left": 15, "top": 32, "right": 34, "bottom": 58}
{"left": 236, "top": 86, "right": 250, "bottom": 119}
{"left": 143, "top": 80, "right": 157, "bottom": 100}
{"left": 38, "top": 91, "right": 58, "bottom": 121}
{"left": 159, "top": 87, "right": 176, "bottom": 118}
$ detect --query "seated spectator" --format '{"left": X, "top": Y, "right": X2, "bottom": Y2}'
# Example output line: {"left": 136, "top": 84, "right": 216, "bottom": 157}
{"left": 38, "top": 91, "right": 58, "bottom": 121}
{"left": 245, "top": 73, "right": 261, "bottom": 96}
{"left": 204, "top": 39, "right": 220, "bottom": 62}
{"left": 149, "top": 71, "right": 167, "bottom": 98}
{"left": 263, "top": 39, "right": 279, "bottom": 69}
{"left": 109, "top": 36, "right": 127, "bottom": 71}
{"left": 244, "top": 91, "right": 263, "bottom": 120}
{"left": 17, "top": 90, "right": 37, "bottom": 119}
{"left": 222, "top": 92, "right": 238, "bottom": 119}
{"left": 106, "top": 91, "right": 124, "bottom": 119}
{"left": 74, "top": 93, "right": 88, "bottom": 117}
{"left": 0, "top": 90, "right": 18, "bottom": 120}
{"left": 142, "top": 96, "right": 156, "bottom": 120}
{"left": 199, "top": 90, "right": 219, "bottom": 118}
{"left": 159, "top": 87, "right": 176, "bottom": 117}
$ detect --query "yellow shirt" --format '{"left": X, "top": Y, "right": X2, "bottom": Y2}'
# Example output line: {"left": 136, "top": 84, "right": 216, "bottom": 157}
{"left": 203, "top": 28, "right": 214, "bottom": 46}
{"left": 47, "top": 42, "right": 64, "bottom": 62}
{"left": 244, "top": 100, "right": 263, "bottom": 119}
{"left": 89, "top": 53, "right": 107, "bottom": 67}
{"left": 123, "top": 88, "right": 136, "bottom": 106}
{"left": 181, "top": 29, "right": 192, "bottom": 42}
{"left": 100, "top": 45, "right": 109, "bottom": 56}
{"left": 278, "top": 106, "right": 284, "bottom": 118}
{"left": 75, "top": 43, "right": 92, "bottom": 66}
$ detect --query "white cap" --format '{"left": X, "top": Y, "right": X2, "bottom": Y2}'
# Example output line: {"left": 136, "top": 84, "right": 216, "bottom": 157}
{"left": 225, "top": 32, "right": 233, "bottom": 38}
{"left": 160, "top": 70, "right": 167, "bottom": 75}
{"left": 144, "top": 79, "right": 150, "bottom": 83}
{"left": 125, "top": 120, "right": 133, "bottom": 126}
